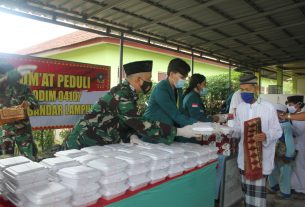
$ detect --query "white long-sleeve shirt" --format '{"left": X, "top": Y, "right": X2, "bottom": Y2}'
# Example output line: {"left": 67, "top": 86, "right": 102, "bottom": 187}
{"left": 229, "top": 90, "right": 242, "bottom": 114}
{"left": 233, "top": 100, "right": 283, "bottom": 175}
{"left": 292, "top": 119, "right": 305, "bottom": 150}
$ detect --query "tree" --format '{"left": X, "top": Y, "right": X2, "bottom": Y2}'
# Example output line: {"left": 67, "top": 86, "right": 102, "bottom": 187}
{"left": 204, "top": 72, "right": 241, "bottom": 115}
{"left": 32, "top": 129, "right": 55, "bottom": 154}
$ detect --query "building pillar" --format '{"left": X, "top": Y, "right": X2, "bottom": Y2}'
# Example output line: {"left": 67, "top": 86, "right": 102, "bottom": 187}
{"left": 276, "top": 66, "right": 283, "bottom": 94}
{"left": 228, "top": 63, "right": 232, "bottom": 92}
{"left": 119, "top": 33, "right": 124, "bottom": 84}
{"left": 292, "top": 74, "right": 297, "bottom": 94}
{"left": 191, "top": 50, "right": 194, "bottom": 75}
{"left": 255, "top": 70, "right": 261, "bottom": 94}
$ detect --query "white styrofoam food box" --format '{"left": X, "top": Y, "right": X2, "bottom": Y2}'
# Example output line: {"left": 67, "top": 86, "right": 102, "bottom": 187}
{"left": 64, "top": 182, "right": 100, "bottom": 198}
{"left": 100, "top": 183, "right": 129, "bottom": 200}
{"left": 0, "top": 156, "right": 31, "bottom": 170}
{"left": 80, "top": 146, "right": 111, "bottom": 155}
{"left": 57, "top": 165, "right": 101, "bottom": 186}
{"left": 139, "top": 149, "right": 170, "bottom": 170}
{"left": 73, "top": 154, "right": 100, "bottom": 165}
{"left": 99, "top": 172, "right": 128, "bottom": 189}
{"left": 23, "top": 182, "right": 72, "bottom": 206}
{"left": 54, "top": 149, "right": 87, "bottom": 158}
{"left": 71, "top": 192, "right": 100, "bottom": 207}
{"left": 148, "top": 169, "right": 168, "bottom": 184}
{"left": 128, "top": 176, "right": 150, "bottom": 191}
{"left": 87, "top": 157, "right": 128, "bottom": 176}
{"left": 115, "top": 153, "right": 151, "bottom": 168}
{"left": 5, "top": 179, "right": 48, "bottom": 198}
{"left": 157, "top": 145, "right": 185, "bottom": 158}
{"left": 3, "top": 162, "right": 49, "bottom": 186}
{"left": 40, "top": 156, "right": 80, "bottom": 173}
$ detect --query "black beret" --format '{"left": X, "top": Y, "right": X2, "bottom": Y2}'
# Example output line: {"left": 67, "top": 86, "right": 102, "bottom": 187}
{"left": 287, "top": 95, "right": 304, "bottom": 103}
{"left": 123, "top": 60, "right": 152, "bottom": 76}
{"left": 0, "top": 63, "right": 14, "bottom": 74}
{"left": 239, "top": 73, "right": 257, "bottom": 85}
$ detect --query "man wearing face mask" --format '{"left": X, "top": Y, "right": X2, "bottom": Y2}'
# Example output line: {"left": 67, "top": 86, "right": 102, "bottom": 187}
{"left": 232, "top": 73, "right": 282, "bottom": 207}
{"left": 144, "top": 58, "right": 197, "bottom": 129}
{"left": 286, "top": 95, "right": 305, "bottom": 198}
{"left": 64, "top": 60, "right": 197, "bottom": 149}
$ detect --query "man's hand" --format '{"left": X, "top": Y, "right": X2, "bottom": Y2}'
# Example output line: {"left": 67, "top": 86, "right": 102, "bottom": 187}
{"left": 253, "top": 133, "right": 266, "bottom": 142}
{"left": 279, "top": 112, "right": 286, "bottom": 120}
{"left": 130, "top": 134, "right": 146, "bottom": 145}
{"left": 213, "top": 114, "right": 227, "bottom": 123}
{"left": 20, "top": 101, "right": 30, "bottom": 109}
{"left": 177, "top": 125, "right": 201, "bottom": 138}
{"left": 212, "top": 115, "right": 219, "bottom": 123}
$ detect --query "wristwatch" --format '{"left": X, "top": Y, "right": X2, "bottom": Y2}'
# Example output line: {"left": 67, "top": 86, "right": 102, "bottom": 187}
{"left": 287, "top": 113, "right": 291, "bottom": 120}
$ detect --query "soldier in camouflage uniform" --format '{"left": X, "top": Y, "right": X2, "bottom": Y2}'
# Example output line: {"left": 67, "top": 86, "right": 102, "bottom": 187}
{"left": 64, "top": 60, "right": 197, "bottom": 149}
{"left": 0, "top": 64, "right": 39, "bottom": 160}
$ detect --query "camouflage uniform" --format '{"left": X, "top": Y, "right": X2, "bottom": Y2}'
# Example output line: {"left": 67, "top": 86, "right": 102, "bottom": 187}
{"left": 64, "top": 80, "right": 177, "bottom": 149}
{"left": 0, "top": 70, "right": 39, "bottom": 160}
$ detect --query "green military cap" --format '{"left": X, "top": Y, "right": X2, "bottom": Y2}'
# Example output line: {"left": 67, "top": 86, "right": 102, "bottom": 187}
{"left": 123, "top": 60, "right": 152, "bottom": 76}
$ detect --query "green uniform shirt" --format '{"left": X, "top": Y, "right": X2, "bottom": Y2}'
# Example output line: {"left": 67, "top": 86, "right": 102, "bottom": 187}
{"left": 64, "top": 80, "right": 177, "bottom": 149}
{"left": 144, "top": 79, "right": 196, "bottom": 127}
{"left": 182, "top": 90, "right": 211, "bottom": 122}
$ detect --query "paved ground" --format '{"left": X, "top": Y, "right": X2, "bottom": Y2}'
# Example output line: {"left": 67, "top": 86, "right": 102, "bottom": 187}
{"left": 231, "top": 193, "right": 305, "bottom": 207}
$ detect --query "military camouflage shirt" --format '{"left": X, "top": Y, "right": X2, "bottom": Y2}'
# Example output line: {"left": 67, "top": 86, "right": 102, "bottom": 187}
{"left": 0, "top": 71, "right": 39, "bottom": 112}
{"left": 64, "top": 80, "right": 177, "bottom": 149}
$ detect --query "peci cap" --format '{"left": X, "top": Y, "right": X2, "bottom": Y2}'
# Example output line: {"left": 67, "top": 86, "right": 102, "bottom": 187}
{"left": 239, "top": 73, "right": 257, "bottom": 85}
{"left": 287, "top": 95, "right": 304, "bottom": 104}
{"left": 123, "top": 60, "right": 152, "bottom": 76}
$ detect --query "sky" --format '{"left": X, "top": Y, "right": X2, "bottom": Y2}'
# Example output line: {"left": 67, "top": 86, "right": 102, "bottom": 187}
{"left": 0, "top": 11, "right": 76, "bottom": 53}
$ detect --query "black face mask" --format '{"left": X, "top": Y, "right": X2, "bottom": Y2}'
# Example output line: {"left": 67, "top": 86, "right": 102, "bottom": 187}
{"left": 140, "top": 79, "right": 152, "bottom": 94}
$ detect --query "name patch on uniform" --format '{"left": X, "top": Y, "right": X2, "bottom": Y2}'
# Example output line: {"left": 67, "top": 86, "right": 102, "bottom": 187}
{"left": 192, "top": 104, "right": 199, "bottom": 107}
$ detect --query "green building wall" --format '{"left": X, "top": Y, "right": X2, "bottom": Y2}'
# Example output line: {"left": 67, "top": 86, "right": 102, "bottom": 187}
{"left": 47, "top": 42, "right": 283, "bottom": 92}
{"left": 48, "top": 43, "right": 229, "bottom": 86}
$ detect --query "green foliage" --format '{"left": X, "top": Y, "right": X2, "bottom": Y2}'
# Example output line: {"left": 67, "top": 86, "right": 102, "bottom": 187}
{"left": 204, "top": 72, "right": 241, "bottom": 114}
{"left": 32, "top": 129, "right": 55, "bottom": 153}
{"left": 59, "top": 128, "right": 72, "bottom": 143}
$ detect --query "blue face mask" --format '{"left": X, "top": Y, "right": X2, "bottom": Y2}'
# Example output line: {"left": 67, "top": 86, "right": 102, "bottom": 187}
{"left": 175, "top": 79, "right": 186, "bottom": 88}
{"left": 200, "top": 88, "right": 208, "bottom": 96}
{"left": 240, "top": 92, "right": 255, "bottom": 104}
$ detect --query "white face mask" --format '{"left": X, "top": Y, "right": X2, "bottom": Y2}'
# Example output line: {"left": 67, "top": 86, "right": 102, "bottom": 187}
{"left": 287, "top": 105, "right": 297, "bottom": 113}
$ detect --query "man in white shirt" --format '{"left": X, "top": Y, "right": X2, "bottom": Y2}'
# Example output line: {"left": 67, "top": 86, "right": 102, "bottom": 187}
{"left": 233, "top": 74, "right": 282, "bottom": 207}
{"left": 229, "top": 89, "right": 242, "bottom": 116}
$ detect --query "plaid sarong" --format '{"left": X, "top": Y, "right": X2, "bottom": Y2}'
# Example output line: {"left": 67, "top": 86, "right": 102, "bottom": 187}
{"left": 241, "top": 173, "right": 267, "bottom": 207}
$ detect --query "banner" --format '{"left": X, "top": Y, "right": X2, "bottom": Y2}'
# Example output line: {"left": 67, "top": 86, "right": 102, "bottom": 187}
{"left": 0, "top": 53, "right": 110, "bottom": 129}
